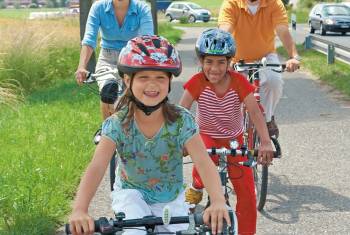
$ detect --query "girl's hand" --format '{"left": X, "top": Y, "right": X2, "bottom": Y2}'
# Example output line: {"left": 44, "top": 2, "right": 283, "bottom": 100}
{"left": 203, "top": 200, "right": 231, "bottom": 235}
{"left": 75, "top": 68, "right": 88, "bottom": 85}
{"left": 69, "top": 210, "right": 94, "bottom": 235}
{"left": 258, "top": 141, "right": 274, "bottom": 166}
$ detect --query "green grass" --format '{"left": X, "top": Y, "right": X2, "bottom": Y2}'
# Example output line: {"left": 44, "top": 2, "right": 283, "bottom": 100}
{"left": 277, "top": 44, "right": 350, "bottom": 97}
{"left": 0, "top": 8, "right": 65, "bottom": 19}
{"left": 288, "top": 8, "right": 309, "bottom": 23}
{"left": 187, "top": 0, "right": 222, "bottom": 17}
{"left": 158, "top": 22, "right": 184, "bottom": 44}
{"left": 0, "top": 80, "right": 101, "bottom": 234}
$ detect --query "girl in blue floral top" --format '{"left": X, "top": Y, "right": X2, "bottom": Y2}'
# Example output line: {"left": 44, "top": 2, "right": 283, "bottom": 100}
{"left": 69, "top": 35, "right": 230, "bottom": 235}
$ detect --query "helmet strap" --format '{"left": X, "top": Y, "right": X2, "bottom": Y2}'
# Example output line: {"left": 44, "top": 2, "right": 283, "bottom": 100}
{"left": 130, "top": 92, "right": 168, "bottom": 116}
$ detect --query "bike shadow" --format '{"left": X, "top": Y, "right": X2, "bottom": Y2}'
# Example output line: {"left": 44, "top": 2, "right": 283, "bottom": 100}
{"left": 259, "top": 173, "right": 350, "bottom": 224}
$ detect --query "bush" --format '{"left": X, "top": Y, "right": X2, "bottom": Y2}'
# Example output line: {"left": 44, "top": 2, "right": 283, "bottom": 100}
{"left": 179, "top": 16, "right": 189, "bottom": 24}
{"left": 158, "top": 22, "right": 184, "bottom": 45}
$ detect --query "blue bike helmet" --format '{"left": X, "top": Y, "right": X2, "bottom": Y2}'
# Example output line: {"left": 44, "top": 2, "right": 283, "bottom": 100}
{"left": 195, "top": 28, "right": 236, "bottom": 58}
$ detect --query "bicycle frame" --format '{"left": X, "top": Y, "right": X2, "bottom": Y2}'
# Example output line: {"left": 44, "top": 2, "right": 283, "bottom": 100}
{"left": 234, "top": 58, "right": 284, "bottom": 211}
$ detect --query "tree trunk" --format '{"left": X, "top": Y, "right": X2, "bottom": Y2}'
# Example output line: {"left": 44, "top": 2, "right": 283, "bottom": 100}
{"left": 150, "top": 0, "right": 158, "bottom": 35}
{"left": 79, "top": 0, "right": 96, "bottom": 72}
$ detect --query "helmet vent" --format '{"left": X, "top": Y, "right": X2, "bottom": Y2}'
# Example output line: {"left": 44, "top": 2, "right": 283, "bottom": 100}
{"left": 152, "top": 38, "right": 161, "bottom": 48}
{"left": 137, "top": 43, "right": 150, "bottom": 56}
{"left": 167, "top": 45, "right": 173, "bottom": 58}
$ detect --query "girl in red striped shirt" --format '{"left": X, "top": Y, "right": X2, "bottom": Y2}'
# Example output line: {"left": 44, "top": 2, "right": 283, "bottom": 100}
{"left": 179, "top": 28, "right": 273, "bottom": 235}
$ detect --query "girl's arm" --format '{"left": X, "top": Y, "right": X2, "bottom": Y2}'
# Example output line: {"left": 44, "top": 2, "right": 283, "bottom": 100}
{"left": 243, "top": 93, "right": 273, "bottom": 165}
{"left": 69, "top": 137, "right": 116, "bottom": 235}
{"left": 179, "top": 90, "right": 194, "bottom": 110}
{"left": 185, "top": 134, "right": 230, "bottom": 234}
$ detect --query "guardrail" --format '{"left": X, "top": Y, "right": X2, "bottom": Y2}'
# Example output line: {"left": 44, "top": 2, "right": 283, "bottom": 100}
{"left": 304, "top": 35, "right": 350, "bottom": 65}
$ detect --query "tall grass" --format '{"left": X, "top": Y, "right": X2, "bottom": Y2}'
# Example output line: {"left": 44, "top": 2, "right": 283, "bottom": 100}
{"left": 0, "top": 18, "right": 80, "bottom": 93}
{"left": 0, "top": 79, "right": 24, "bottom": 110}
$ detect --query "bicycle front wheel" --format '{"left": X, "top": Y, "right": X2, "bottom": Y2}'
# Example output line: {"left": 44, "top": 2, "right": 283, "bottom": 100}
{"left": 254, "top": 164, "right": 268, "bottom": 211}
{"left": 251, "top": 131, "right": 269, "bottom": 211}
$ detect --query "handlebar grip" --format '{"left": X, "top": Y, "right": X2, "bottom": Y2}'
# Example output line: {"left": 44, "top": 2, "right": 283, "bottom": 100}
{"left": 65, "top": 220, "right": 101, "bottom": 234}
{"left": 192, "top": 211, "right": 235, "bottom": 229}
{"left": 83, "top": 71, "right": 96, "bottom": 84}
{"left": 252, "top": 150, "right": 280, "bottom": 158}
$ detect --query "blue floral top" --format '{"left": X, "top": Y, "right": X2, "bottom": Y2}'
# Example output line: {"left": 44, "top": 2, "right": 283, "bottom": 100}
{"left": 101, "top": 105, "right": 198, "bottom": 204}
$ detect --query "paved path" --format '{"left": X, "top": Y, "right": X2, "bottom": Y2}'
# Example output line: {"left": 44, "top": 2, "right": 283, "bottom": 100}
{"left": 59, "top": 26, "right": 350, "bottom": 234}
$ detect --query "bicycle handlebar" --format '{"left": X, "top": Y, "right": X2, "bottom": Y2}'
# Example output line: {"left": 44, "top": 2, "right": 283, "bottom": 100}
{"left": 206, "top": 146, "right": 281, "bottom": 167}
{"left": 234, "top": 58, "right": 286, "bottom": 73}
{"left": 83, "top": 67, "right": 119, "bottom": 84}
{"left": 65, "top": 211, "right": 236, "bottom": 235}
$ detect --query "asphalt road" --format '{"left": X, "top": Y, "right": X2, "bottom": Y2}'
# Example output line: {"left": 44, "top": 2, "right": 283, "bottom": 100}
{"left": 58, "top": 26, "right": 350, "bottom": 235}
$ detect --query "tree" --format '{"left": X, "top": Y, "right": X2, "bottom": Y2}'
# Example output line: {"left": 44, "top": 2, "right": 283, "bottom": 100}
{"left": 80, "top": 0, "right": 96, "bottom": 72}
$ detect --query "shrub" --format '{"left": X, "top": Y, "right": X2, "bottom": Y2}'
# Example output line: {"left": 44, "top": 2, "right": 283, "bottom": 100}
{"left": 179, "top": 16, "right": 189, "bottom": 24}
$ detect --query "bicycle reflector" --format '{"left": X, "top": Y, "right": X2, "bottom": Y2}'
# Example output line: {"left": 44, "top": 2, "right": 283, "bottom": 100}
{"left": 162, "top": 205, "right": 171, "bottom": 225}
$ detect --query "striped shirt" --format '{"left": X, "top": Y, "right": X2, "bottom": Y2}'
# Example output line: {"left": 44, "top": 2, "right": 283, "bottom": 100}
{"left": 184, "top": 70, "right": 254, "bottom": 139}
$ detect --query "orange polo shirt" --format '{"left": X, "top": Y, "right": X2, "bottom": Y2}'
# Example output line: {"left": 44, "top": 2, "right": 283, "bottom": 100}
{"left": 218, "top": 0, "right": 288, "bottom": 62}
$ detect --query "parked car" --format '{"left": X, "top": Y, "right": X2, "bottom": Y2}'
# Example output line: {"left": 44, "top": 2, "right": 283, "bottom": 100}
{"left": 165, "top": 1, "right": 211, "bottom": 23}
{"left": 308, "top": 3, "right": 350, "bottom": 35}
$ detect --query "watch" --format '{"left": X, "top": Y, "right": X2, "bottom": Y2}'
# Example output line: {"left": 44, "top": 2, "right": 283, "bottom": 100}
{"left": 291, "top": 55, "right": 302, "bottom": 61}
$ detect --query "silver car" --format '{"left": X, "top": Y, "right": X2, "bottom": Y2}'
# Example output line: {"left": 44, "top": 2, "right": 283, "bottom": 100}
{"left": 165, "top": 1, "right": 211, "bottom": 23}
{"left": 308, "top": 3, "right": 350, "bottom": 35}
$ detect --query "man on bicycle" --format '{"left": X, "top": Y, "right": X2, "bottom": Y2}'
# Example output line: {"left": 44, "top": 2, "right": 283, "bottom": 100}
{"left": 218, "top": 0, "right": 300, "bottom": 138}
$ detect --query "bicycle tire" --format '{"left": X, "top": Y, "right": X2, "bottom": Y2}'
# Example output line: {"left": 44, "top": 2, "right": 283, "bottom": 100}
{"left": 109, "top": 154, "right": 116, "bottom": 191}
{"left": 254, "top": 164, "right": 268, "bottom": 211}
{"left": 252, "top": 130, "right": 269, "bottom": 211}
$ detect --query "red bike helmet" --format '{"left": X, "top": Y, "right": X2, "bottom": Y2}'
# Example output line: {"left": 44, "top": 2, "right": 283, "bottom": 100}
{"left": 117, "top": 35, "right": 182, "bottom": 77}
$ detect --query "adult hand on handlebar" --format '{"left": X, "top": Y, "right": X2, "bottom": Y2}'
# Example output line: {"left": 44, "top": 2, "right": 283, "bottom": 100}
{"left": 285, "top": 58, "right": 300, "bottom": 72}
{"left": 203, "top": 200, "right": 231, "bottom": 234}
{"left": 69, "top": 210, "right": 94, "bottom": 235}
{"left": 257, "top": 141, "right": 274, "bottom": 166}
{"left": 75, "top": 68, "right": 89, "bottom": 85}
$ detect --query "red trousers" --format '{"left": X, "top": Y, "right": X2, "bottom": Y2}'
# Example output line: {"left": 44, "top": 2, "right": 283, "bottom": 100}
{"left": 192, "top": 133, "right": 257, "bottom": 235}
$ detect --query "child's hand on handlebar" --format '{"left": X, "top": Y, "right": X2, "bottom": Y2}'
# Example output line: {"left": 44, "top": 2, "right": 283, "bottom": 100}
{"left": 75, "top": 68, "right": 89, "bottom": 85}
{"left": 69, "top": 210, "right": 94, "bottom": 235}
{"left": 257, "top": 141, "right": 274, "bottom": 166}
{"left": 203, "top": 200, "right": 231, "bottom": 235}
